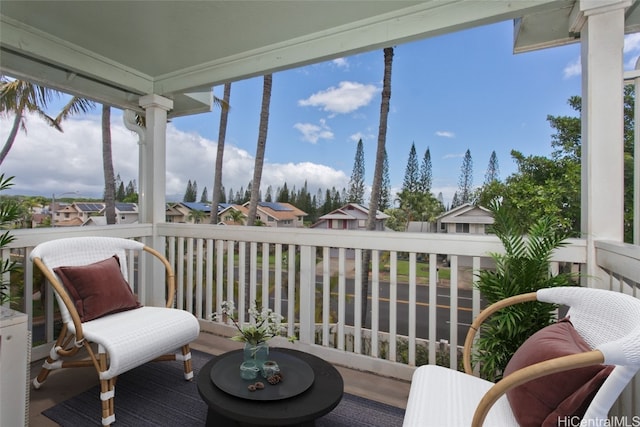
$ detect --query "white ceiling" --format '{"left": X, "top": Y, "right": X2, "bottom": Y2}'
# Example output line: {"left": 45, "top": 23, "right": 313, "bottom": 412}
{"left": 1, "top": 0, "right": 638, "bottom": 118}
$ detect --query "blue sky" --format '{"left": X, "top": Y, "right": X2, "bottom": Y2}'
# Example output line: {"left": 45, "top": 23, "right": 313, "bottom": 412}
{"left": 2, "top": 20, "right": 639, "bottom": 206}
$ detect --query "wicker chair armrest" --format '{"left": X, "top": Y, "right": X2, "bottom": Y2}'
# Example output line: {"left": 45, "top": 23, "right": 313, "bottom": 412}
{"left": 33, "top": 257, "right": 85, "bottom": 342}
{"left": 143, "top": 246, "right": 176, "bottom": 308}
{"left": 471, "top": 350, "right": 605, "bottom": 427}
{"left": 462, "top": 292, "right": 538, "bottom": 374}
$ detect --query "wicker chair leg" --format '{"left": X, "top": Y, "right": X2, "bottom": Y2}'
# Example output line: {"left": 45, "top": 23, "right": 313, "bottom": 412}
{"left": 181, "top": 344, "right": 194, "bottom": 380}
{"left": 98, "top": 353, "right": 115, "bottom": 426}
{"left": 32, "top": 363, "right": 53, "bottom": 389}
{"left": 33, "top": 326, "right": 71, "bottom": 389}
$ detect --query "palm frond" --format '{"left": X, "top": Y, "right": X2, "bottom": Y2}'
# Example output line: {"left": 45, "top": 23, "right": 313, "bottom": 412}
{"left": 54, "top": 96, "right": 96, "bottom": 123}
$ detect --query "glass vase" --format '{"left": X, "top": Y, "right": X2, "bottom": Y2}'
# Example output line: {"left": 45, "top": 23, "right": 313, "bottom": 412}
{"left": 243, "top": 341, "right": 269, "bottom": 366}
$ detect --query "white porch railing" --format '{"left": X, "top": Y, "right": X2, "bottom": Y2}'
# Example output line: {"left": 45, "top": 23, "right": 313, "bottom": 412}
{"left": 5, "top": 224, "right": 638, "bottom": 415}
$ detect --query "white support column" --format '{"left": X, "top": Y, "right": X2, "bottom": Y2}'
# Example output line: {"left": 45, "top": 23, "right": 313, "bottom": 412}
{"left": 139, "top": 94, "right": 173, "bottom": 306}
{"left": 579, "top": 0, "right": 629, "bottom": 287}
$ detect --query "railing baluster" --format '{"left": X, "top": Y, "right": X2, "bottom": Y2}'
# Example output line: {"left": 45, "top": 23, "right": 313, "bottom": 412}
{"left": 238, "top": 241, "right": 246, "bottom": 323}
{"left": 389, "top": 251, "right": 398, "bottom": 363}
{"left": 322, "top": 247, "right": 330, "bottom": 347}
{"left": 337, "top": 248, "right": 346, "bottom": 351}
{"left": 449, "top": 255, "right": 458, "bottom": 370}
{"left": 354, "top": 249, "right": 362, "bottom": 354}
{"left": 226, "top": 240, "right": 234, "bottom": 304}
{"left": 250, "top": 241, "right": 257, "bottom": 307}
{"left": 215, "top": 239, "right": 224, "bottom": 317}
{"left": 428, "top": 253, "right": 437, "bottom": 365}
{"left": 195, "top": 238, "right": 203, "bottom": 318}
{"left": 186, "top": 238, "right": 194, "bottom": 313}
{"left": 371, "top": 250, "right": 379, "bottom": 358}
{"left": 287, "top": 244, "right": 295, "bottom": 338}
{"left": 177, "top": 237, "right": 185, "bottom": 310}
{"left": 274, "top": 244, "right": 282, "bottom": 319}
{"left": 408, "top": 252, "right": 416, "bottom": 366}
{"left": 262, "top": 242, "right": 270, "bottom": 308}
{"left": 205, "top": 239, "right": 213, "bottom": 320}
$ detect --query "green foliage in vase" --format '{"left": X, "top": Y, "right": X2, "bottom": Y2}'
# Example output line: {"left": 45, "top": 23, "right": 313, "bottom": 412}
{"left": 214, "top": 300, "right": 295, "bottom": 345}
{"left": 0, "top": 174, "right": 20, "bottom": 305}
{"left": 473, "top": 199, "right": 577, "bottom": 382}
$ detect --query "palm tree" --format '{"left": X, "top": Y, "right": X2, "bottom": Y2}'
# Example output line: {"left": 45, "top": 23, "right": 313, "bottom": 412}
{"left": 102, "top": 105, "right": 116, "bottom": 224}
{"left": 187, "top": 209, "right": 207, "bottom": 224}
{"left": 244, "top": 74, "right": 272, "bottom": 309}
{"left": 246, "top": 75, "right": 272, "bottom": 227}
{"left": 227, "top": 208, "right": 245, "bottom": 224}
{"left": 0, "top": 78, "right": 94, "bottom": 165}
{"left": 210, "top": 82, "right": 232, "bottom": 224}
{"left": 362, "top": 47, "right": 393, "bottom": 324}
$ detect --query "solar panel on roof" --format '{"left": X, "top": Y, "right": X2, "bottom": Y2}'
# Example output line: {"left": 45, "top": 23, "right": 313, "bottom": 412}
{"left": 76, "top": 203, "right": 104, "bottom": 211}
{"left": 115, "top": 203, "right": 136, "bottom": 212}
{"left": 258, "top": 202, "right": 292, "bottom": 211}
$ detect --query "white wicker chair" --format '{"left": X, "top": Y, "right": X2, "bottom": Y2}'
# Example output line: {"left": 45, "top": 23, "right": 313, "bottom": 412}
{"left": 403, "top": 287, "right": 640, "bottom": 426}
{"left": 30, "top": 237, "right": 200, "bottom": 426}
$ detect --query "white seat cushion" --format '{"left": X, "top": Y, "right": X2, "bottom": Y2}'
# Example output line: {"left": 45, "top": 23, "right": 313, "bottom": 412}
{"left": 403, "top": 365, "right": 517, "bottom": 427}
{"left": 75, "top": 306, "right": 200, "bottom": 379}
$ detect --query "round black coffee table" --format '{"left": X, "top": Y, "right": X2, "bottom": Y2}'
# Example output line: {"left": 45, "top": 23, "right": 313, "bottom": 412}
{"left": 197, "top": 348, "right": 344, "bottom": 426}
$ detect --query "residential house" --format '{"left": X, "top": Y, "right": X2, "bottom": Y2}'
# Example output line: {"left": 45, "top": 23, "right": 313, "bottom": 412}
{"left": 248, "top": 202, "right": 307, "bottom": 228}
{"left": 218, "top": 202, "right": 307, "bottom": 227}
{"left": 53, "top": 202, "right": 103, "bottom": 227}
{"left": 436, "top": 203, "right": 495, "bottom": 269}
{"left": 165, "top": 203, "right": 184, "bottom": 223}
{"left": 171, "top": 202, "right": 212, "bottom": 224}
{"left": 217, "top": 204, "right": 247, "bottom": 226}
{"left": 436, "top": 203, "right": 494, "bottom": 235}
{"left": 83, "top": 203, "right": 139, "bottom": 226}
{"left": 312, "top": 203, "right": 389, "bottom": 231}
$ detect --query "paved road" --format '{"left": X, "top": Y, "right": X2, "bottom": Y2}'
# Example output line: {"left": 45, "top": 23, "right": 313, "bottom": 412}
{"left": 323, "top": 279, "right": 476, "bottom": 342}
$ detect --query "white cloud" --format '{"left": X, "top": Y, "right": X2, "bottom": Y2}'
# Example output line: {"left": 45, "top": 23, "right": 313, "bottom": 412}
{"left": 625, "top": 33, "right": 640, "bottom": 54}
{"left": 293, "top": 119, "right": 334, "bottom": 144}
{"left": 435, "top": 131, "right": 455, "bottom": 138}
{"left": 563, "top": 57, "right": 581, "bottom": 79}
{"left": 350, "top": 132, "right": 365, "bottom": 142}
{"left": 262, "top": 162, "right": 348, "bottom": 193}
{"left": 333, "top": 58, "right": 349, "bottom": 69}
{"left": 298, "top": 81, "right": 378, "bottom": 114}
{"left": 0, "top": 112, "right": 347, "bottom": 201}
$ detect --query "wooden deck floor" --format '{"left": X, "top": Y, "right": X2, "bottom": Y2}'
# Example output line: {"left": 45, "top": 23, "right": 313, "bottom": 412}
{"left": 28, "top": 331, "right": 411, "bottom": 426}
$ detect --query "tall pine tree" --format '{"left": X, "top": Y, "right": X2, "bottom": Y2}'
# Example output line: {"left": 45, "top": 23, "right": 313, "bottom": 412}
{"left": 347, "top": 139, "right": 365, "bottom": 203}
{"left": 182, "top": 180, "right": 197, "bottom": 202}
{"left": 402, "top": 142, "right": 420, "bottom": 193}
{"left": 456, "top": 149, "right": 473, "bottom": 207}
{"left": 484, "top": 150, "right": 499, "bottom": 184}
{"left": 419, "top": 147, "right": 432, "bottom": 193}
{"left": 200, "top": 187, "right": 209, "bottom": 203}
{"left": 378, "top": 149, "right": 391, "bottom": 210}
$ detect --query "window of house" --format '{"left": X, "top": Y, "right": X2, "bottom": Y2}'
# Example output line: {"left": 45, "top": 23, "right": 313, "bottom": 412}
{"left": 456, "top": 223, "right": 470, "bottom": 233}
{"left": 358, "top": 219, "right": 366, "bottom": 228}
{"left": 330, "top": 219, "right": 344, "bottom": 229}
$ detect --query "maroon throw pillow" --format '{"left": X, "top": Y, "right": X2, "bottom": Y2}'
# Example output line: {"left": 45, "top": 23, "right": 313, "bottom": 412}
{"left": 503, "top": 319, "right": 613, "bottom": 427}
{"left": 54, "top": 255, "right": 141, "bottom": 322}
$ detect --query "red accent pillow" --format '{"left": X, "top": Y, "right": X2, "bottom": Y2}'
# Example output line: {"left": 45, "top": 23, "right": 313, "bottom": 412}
{"left": 54, "top": 255, "right": 141, "bottom": 322}
{"left": 503, "top": 319, "right": 613, "bottom": 427}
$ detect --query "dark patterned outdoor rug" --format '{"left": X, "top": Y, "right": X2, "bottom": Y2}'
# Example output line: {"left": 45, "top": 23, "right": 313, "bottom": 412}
{"left": 43, "top": 349, "right": 405, "bottom": 426}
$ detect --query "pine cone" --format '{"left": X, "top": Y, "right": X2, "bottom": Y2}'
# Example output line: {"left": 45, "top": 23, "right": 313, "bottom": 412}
{"left": 267, "top": 373, "right": 283, "bottom": 385}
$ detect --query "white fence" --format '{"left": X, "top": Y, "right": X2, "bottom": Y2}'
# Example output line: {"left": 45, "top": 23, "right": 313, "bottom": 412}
{"left": 5, "top": 223, "right": 638, "bottom": 414}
